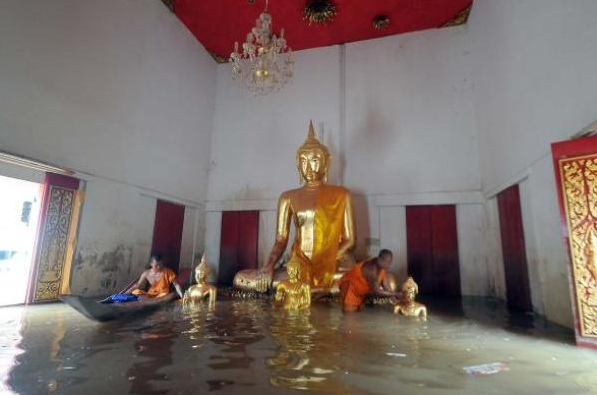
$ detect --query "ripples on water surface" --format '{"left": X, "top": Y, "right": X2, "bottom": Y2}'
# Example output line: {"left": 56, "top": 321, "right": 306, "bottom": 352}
{"left": 1, "top": 298, "right": 597, "bottom": 394}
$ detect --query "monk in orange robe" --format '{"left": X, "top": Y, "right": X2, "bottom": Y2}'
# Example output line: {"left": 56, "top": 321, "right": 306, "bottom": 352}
{"left": 339, "top": 249, "right": 398, "bottom": 312}
{"left": 129, "top": 254, "right": 183, "bottom": 299}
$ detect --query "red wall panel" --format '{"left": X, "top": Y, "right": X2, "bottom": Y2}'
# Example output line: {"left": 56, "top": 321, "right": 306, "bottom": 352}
{"left": 218, "top": 211, "right": 259, "bottom": 286}
{"left": 497, "top": 185, "right": 532, "bottom": 312}
{"left": 151, "top": 200, "right": 185, "bottom": 272}
{"left": 406, "top": 205, "right": 460, "bottom": 296}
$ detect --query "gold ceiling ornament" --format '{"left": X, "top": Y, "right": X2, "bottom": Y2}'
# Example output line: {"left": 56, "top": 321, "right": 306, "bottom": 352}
{"left": 230, "top": 0, "right": 294, "bottom": 94}
{"left": 303, "top": 0, "right": 337, "bottom": 25}
{"left": 372, "top": 15, "right": 390, "bottom": 30}
{"left": 442, "top": 4, "right": 472, "bottom": 28}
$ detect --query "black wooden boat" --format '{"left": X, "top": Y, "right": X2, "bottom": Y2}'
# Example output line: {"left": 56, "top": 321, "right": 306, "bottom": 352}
{"left": 61, "top": 293, "right": 177, "bottom": 322}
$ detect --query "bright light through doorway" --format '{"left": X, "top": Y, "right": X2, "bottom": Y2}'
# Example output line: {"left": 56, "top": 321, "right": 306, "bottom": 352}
{"left": 0, "top": 175, "right": 41, "bottom": 306}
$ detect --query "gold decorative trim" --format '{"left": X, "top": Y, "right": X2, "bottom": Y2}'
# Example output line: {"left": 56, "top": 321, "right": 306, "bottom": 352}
{"left": 442, "top": 4, "right": 472, "bottom": 28}
{"left": 559, "top": 154, "right": 597, "bottom": 338}
{"left": 60, "top": 190, "right": 84, "bottom": 295}
{"left": 209, "top": 51, "right": 229, "bottom": 64}
{"left": 33, "top": 186, "right": 76, "bottom": 301}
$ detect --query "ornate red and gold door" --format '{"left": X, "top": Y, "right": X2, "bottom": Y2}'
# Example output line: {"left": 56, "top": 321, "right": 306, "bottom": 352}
{"left": 552, "top": 135, "right": 597, "bottom": 349}
{"left": 28, "top": 173, "right": 82, "bottom": 302}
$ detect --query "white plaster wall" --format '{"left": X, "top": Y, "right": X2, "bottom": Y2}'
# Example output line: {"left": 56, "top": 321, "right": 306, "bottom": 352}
{"left": 258, "top": 211, "right": 277, "bottom": 267}
{"left": 470, "top": 0, "right": 597, "bottom": 193}
{"left": 0, "top": 0, "right": 217, "bottom": 296}
{"left": 485, "top": 197, "right": 507, "bottom": 300}
{"left": 0, "top": 0, "right": 216, "bottom": 204}
{"left": 208, "top": 46, "right": 342, "bottom": 203}
{"left": 345, "top": 26, "right": 480, "bottom": 196}
{"left": 379, "top": 206, "right": 408, "bottom": 280}
{"left": 206, "top": 27, "right": 488, "bottom": 294}
{"left": 204, "top": 211, "right": 222, "bottom": 282}
{"left": 457, "top": 204, "right": 493, "bottom": 297}
{"left": 180, "top": 206, "right": 206, "bottom": 272}
{"left": 71, "top": 179, "right": 157, "bottom": 295}
{"left": 468, "top": 0, "right": 597, "bottom": 327}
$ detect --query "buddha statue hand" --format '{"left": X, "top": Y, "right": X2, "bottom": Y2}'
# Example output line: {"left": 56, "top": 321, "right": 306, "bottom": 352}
{"left": 256, "top": 267, "right": 273, "bottom": 293}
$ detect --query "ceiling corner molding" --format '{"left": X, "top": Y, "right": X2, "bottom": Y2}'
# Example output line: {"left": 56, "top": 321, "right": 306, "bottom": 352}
{"left": 161, "top": 0, "right": 175, "bottom": 13}
{"left": 209, "top": 51, "right": 229, "bottom": 64}
{"left": 441, "top": 4, "right": 472, "bottom": 28}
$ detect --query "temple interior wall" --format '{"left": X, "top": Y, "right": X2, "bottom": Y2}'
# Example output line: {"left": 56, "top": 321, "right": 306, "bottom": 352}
{"left": 207, "top": 26, "right": 493, "bottom": 297}
{"left": 468, "top": 0, "right": 597, "bottom": 328}
{"left": 0, "top": 0, "right": 215, "bottom": 295}
{"left": 0, "top": 0, "right": 595, "bottom": 329}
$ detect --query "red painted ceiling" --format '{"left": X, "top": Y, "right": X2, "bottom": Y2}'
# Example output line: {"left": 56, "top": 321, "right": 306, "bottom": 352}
{"left": 173, "top": 0, "right": 473, "bottom": 60}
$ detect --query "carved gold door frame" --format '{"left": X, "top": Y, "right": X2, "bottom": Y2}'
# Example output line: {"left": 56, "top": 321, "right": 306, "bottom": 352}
{"left": 30, "top": 175, "right": 82, "bottom": 302}
{"left": 553, "top": 136, "right": 597, "bottom": 349}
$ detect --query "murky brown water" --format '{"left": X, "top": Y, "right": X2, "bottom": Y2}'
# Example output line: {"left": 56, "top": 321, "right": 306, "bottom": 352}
{"left": 1, "top": 297, "right": 596, "bottom": 394}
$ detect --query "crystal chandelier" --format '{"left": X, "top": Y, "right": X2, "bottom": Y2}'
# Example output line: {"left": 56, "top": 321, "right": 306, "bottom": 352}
{"left": 230, "top": 0, "right": 294, "bottom": 95}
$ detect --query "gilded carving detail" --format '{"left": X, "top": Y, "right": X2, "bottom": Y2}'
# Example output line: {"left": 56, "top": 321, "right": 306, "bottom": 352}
{"left": 560, "top": 156, "right": 597, "bottom": 337}
{"left": 34, "top": 186, "right": 75, "bottom": 301}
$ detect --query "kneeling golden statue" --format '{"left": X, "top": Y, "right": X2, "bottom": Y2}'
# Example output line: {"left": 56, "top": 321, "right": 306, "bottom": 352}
{"left": 233, "top": 121, "right": 357, "bottom": 293}
{"left": 393, "top": 277, "right": 427, "bottom": 321}
{"left": 275, "top": 259, "right": 311, "bottom": 310}
{"left": 183, "top": 255, "right": 217, "bottom": 307}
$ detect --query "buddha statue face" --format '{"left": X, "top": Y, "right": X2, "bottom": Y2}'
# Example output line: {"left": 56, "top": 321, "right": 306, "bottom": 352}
{"left": 298, "top": 149, "right": 327, "bottom": 183}
{"left": 402, "top": 277, "right": 419, "bottom": 303}
{"left": 404, "top": 288, "right": 416, "bottom": 302}
{"left": 297, "top": 121, "right": 331, "bottom": 184}
{"left": 195, "top": 256, "right": 209, "bottom": 284}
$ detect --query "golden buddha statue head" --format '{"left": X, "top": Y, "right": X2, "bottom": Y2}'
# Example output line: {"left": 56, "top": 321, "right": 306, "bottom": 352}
{"left": 195, "top": 254, "right": 210, "bottom": 284}
{"left": 402, "top": 277, "right": 419, "bottom": 302}
{"left": 296, "top": 120, "right": 331, "bottom": 184}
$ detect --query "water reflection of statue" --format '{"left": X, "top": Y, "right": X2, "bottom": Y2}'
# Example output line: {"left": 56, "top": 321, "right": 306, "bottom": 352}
{"left": 182, "top": 255, "right": 217, "bottom": 308}
{"left": 267, "top": 310, "right": 332, "bottom": 390}
{"left": 275, "top": 259, "right": 311, "bottom": 310}
{"left": 393, "top": 277, "right": 428, "bottom": 321}
{"left": 234, "top": 121, "right": 356, "bottom": 293}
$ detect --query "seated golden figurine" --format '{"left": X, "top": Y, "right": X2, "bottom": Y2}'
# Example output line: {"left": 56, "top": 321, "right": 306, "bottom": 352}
{"left": 393, "top": 277, "right": 427, "bottom": 321}
{"left": 233, "top": 121, "right": 357, "bottom": 293}
{"left": 275, "top": 259, "right": 311, "bottom": 310}
{"left": 182, "top": 255, "right": 217, "bottom": 307}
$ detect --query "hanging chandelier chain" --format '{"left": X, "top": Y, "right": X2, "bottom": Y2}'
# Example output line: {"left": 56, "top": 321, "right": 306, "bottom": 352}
{"left": 229, "top": 0, "right": 293, "bottom": 95}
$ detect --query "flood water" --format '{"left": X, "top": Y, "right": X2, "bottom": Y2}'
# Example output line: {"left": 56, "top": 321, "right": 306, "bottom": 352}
{"left": 1, "top": 297, "right": 596, "bottom": 394}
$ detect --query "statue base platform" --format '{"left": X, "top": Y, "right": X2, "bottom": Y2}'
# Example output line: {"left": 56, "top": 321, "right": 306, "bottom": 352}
{"left": 219, "top": 287, "right": 394, "bottom": 306}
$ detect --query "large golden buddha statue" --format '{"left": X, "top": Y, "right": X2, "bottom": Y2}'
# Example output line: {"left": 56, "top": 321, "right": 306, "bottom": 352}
{"left": 234, "top": 121, "right": 355, "bottom": 293}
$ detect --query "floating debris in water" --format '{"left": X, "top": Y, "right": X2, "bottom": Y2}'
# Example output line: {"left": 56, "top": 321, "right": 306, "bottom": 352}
{"left": 386, "top": 352, "right": 407, "bottom": 357}
{"left": 463, "top": 362, "right": 509, "bottom": 376}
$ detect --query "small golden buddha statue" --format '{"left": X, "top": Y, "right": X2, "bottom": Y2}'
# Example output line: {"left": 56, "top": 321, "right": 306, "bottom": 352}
{"left": 393, "top": 277, "right": 427, "bottom": 321}
{"left": 275, "top": 259, "right": 311, "bottom": 310}
{"left": 182, "top": 255, "right": 217, "bottom": 307}
{"left": 234, "top": 120, "right": 356, "bottom": 293}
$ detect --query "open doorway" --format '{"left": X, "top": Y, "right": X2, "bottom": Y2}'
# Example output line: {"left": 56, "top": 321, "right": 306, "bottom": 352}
{"left": 0, "top": 175, "right": 41, "bottom": 306}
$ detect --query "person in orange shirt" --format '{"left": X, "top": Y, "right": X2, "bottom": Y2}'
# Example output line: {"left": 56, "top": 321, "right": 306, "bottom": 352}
{"left": 339, "top": 249, "right": 398, "bottom": 312}
{"left": 129, "top": 254, "right": 183, "bottom": 299}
